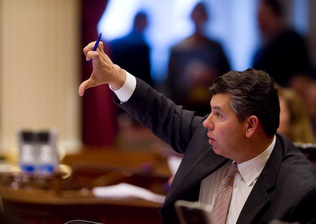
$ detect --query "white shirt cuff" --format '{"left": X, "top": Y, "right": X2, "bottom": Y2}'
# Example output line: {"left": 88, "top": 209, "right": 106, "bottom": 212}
{"left": 109, "top": 70, "right": 136, "bottom": 103}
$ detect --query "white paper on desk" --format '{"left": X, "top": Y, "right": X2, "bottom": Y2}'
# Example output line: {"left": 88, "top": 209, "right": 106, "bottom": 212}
{"left": 92, "top": 183, "right": 166, "bottom": 204}
{"left": 167, "top": 155, "right": 182, "bottom": 176}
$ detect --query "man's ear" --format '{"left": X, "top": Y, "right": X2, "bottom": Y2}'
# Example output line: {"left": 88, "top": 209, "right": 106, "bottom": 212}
{"left": 246, "top": 115, "right": 259, "bottom": 138}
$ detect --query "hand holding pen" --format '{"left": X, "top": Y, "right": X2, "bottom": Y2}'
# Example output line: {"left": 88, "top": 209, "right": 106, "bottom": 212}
{"left": 79, "top": 33, "right": 126, "bottom": 96}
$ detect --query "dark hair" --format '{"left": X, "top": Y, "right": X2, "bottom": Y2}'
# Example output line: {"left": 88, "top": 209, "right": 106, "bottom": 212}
{"left": 209, "top": 68, "right": 280, "bottom": 137}
{"left": 191, "top": 2, "right": 208, "bottom": 21}
{"left": 133, "top": 11, "right": 148, "bottom": 30}
{"left": 261, "top": 0, "right": 283, "bottom": 17}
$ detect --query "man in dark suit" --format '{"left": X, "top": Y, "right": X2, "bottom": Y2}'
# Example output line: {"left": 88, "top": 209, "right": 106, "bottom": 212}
{"left": 79, "top": 41, "right": 316, "bottom": 224}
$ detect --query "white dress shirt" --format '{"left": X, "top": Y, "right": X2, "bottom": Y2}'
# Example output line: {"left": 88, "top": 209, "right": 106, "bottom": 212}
{"left": 109, "top": 70, "right": 136, "bottom": 103}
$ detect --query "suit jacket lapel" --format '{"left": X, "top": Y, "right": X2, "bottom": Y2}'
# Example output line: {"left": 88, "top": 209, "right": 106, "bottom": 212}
{"left": 237, "top": 178, "right": 270, "bottom": 224}
{"left": 163, "top": 146, "right": 228, "bottom": 207}
{"left": 237, "top": 136, "right": 284, "bottom": 223}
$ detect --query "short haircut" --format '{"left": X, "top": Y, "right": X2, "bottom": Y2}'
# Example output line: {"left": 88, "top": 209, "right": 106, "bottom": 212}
{"left": 209, "top": 68, "right": 280, "bottom": 137}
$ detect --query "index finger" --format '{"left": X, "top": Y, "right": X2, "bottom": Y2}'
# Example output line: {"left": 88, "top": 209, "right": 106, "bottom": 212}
{"left": 83, "top": 41, "right": 97, "bottom": 56}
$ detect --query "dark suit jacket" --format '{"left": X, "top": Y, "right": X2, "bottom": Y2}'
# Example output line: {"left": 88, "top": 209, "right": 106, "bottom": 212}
{"left": 116, "top": 78, "right": 316, "bottom": 224}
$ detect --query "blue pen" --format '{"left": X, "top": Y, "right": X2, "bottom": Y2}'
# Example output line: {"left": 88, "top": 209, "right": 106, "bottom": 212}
{"left": 88, "top": 32, "right": 102, "bottom": 64}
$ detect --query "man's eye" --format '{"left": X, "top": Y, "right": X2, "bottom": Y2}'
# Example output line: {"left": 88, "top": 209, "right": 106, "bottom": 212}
{"left": 216, "top": 112, "right": 222, "bottom": 118}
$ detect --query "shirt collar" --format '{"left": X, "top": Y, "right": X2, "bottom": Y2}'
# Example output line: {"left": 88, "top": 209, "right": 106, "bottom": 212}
{"left": 236, "top": 135, "right": 276, "bottom": 187}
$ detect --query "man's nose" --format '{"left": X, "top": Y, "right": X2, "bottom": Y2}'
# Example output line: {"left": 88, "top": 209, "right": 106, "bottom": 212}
{"left": 203, "top": 114, "right": 214, "bottom": 130}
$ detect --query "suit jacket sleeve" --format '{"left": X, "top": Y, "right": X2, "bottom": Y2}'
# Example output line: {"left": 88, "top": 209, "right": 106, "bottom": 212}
{"left": 115, "top": 78, "right": 204, "bottom": 153}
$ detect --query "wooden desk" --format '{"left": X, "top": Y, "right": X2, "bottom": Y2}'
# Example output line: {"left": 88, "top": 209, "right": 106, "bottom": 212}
{"left": 0, "top": 146, "right": 174, "bottom": 224}
{"left": 1, "top": 186, "right": 163, "bottom": 224}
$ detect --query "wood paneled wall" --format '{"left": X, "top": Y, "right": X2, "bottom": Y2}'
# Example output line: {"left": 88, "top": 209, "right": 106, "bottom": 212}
{"left": 0, "top": 0, "right": 81, "bottom": 155}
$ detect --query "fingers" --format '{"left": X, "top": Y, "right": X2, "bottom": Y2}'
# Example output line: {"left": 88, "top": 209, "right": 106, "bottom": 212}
{"left": 86, "top": 51, "right": 99, "bottom": 63}
{"left": 83, "top": 41, "right": 104, "bottom": 61}
{"left": 98, "top": 41, "right": 104, "bottom": 52}
{"left": 83, "top": 41, "right": 96, "bottom": 55}
{"left": 83, "top": 41, "right": 104, "bottom": 60}
{"left": 83, "top": 41, "right": 104, "bottom": 54}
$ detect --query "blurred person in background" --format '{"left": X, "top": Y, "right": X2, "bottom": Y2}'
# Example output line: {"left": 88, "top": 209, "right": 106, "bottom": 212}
{"left": 252, "top": 0, "right": 311, "bottom": 87}
{"left": 166, "top": 2, "right": 230, "bottom": 116}
{"left": 110, "top": 11, "right": 153, "bottom": 87}
{"left": 278, "top": 87, "right": 315, "bottom": 143}
{"left": 303, "top": 79, "right": 316, "bottom": 140}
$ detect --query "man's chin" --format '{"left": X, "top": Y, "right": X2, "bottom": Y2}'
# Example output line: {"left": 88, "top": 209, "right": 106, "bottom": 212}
{"left": 212, "top": 146, "right": 222, "bottom": 155}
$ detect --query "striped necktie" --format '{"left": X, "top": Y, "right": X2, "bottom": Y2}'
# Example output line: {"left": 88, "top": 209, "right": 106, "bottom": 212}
{"left": 211, "top": 163, "right": 238, "bottom": 224}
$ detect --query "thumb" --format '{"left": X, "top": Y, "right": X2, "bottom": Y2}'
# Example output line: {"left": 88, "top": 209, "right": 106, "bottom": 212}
{"left": 78, "top": 78, "right": 96, "bottom": 96}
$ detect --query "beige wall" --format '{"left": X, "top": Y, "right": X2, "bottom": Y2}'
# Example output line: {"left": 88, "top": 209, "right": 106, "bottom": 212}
{"left": 0, "top": 0, "right": 81, "bottom": 156}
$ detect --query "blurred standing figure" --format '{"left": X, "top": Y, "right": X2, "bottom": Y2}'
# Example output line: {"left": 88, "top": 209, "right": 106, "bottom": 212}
{"left": 167, "top": 2, "right": 230, "bottom": 116}
{"left": 252, "top": 0, "right": 310, "bottom": 87}
{"left": 304, "top": 79, "right": 316, "bottom": 139}
{"left": 278, "top": 87, "right": 315, "bottom": 143}
{"left": 110, "top": 11, "right": 153, "bottom": 87}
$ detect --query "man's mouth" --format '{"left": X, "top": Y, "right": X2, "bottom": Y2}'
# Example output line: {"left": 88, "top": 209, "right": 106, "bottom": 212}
{"left": 207, "top": 134, "right": 215, "bottom": 144}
